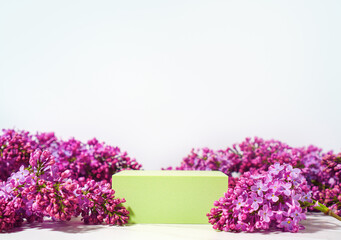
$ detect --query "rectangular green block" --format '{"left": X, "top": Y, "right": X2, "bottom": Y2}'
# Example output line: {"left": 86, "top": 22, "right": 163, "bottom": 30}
{"left": 112, "top": 170, "right": 228, "bottom": 224}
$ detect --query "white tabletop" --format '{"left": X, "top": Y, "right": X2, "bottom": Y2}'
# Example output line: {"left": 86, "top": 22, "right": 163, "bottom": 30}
{"left": 1, "top": 213, "right": 340, "bottom": 240}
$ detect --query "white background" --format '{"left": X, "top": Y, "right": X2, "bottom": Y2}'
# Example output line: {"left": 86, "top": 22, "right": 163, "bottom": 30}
{"left": 1, "top": 0, "right": 341, "bottom": 170}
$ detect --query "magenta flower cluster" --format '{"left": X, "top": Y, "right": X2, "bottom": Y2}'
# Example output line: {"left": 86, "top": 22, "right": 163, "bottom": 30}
{"left": 0, "top": 129, "right": 36, "bottom": 181}
{"left": 310, "top": 152, "right": 341, "bottom": 216}
{"left": 1, "top": 129, "right": 340, "bottom": 233}
{"left": 207, "top": 163, "right": 311, "bottom": 232}
{"left": 167, "top": 137, "right": 321, "bottom": 179}
{"left": 163, "top": 147, "right": 241, "bottom": 188}
{"left": 0, "top": 149, "right": 129, "bottom": 232}
{"left": 0, "top": 129, "right": 142, "bottom": 184}
{"left": 167, "top": 137, "right": 340, "bottom": 219}
{"left": 0, "top": 129, "right": 142, "bottom": 232}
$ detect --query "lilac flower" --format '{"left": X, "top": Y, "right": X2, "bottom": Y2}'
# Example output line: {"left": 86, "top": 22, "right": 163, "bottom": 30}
{"left": 259, "top": 205, "right": 273, "bottom": 222}
{"left": 292, "top": 193, "right": 302, "bottom": 206}
{"left": 264, "top": 174, "right": 273, "bottom": 184}
{"left": 77, "top": 194, "right": 90, "bottom": 208}
{"left": 280, "top": 218, "right": 296, "bottom": 232}
{"left": 269, "top": 180, "right": 281, "bottom": 193}
{"left": 0, "top": 129, "right": 36, "bottom": 181}
{"left": 251, "top": 181, "right": 268, "bottom": 197}
{"left": 291, "top": 177, "right": 302, "bottom": 186}
{"left": 301, "top": 152, "right": 321, "bottom": 169}
{"left": 79, "top": 180, "right": 129, "bottom": 225}
{"left": 302, "top": 191, "right": 312, "bottom": 203}
{"left": 208, "top": 163, "right": 311, "bottom": 233}
{"left": 0, "top": 197, "right": 23, "bottom": 231}
{"left": 29, "top": 150, "right": 40, "bottom": 167}
{"left": 0, "top": 182, "right": 13, "bottom": 199}
{"left": 247, "top": 192, "right": 263, "bottom": 211}
{"left": 9, "top": 166, "right": 30, "bottom": 185}
{"left": 269, "top": 163, "right": 284, "bottom": 175}
{"left": 265, "top": 192, "right": 279, "bottom": 202}
{"left": 2, "top": 130, "right": 341, "bottom": 233}
{"left": 236, "top": 221, "right": 248, "bottom": 231}
{"left": 275, "top": 204, "right": 287, "bottom": 222}
{"left": 289, "top": 206, "right": 306, "bottom": 222}
{"left": 328, "top": 177, "right": 336, "bottom": 186}
{"left": 233, "top": 197, "right": 245, "bottom": 210}
{"left": 311, "top": 152, "right": 341, "bottom": 216}
{"left": 280, "top": 182, "right": 292, "bottom": 196}
{"left": 0, "top": 128, "right": 139, "bottom": 232}
{"left": 166, "top": 136, "right": 341, "bottom": 218}
{"left": 286, "top": 165, "right": 301, "bottom": 179}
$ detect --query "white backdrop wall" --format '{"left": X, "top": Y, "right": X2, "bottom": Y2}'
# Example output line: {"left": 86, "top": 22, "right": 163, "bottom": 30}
{"left": 1, "top": 0, "right": 340, "bottom": 170}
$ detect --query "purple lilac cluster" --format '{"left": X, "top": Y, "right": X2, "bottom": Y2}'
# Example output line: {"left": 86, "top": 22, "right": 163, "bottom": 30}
{"left": 78, "top": 180, "right": 129, "bottom": 225}
{"left": 166, "top": 138, "right": 322, "bottom": 188}
{"left": 163, "top": 147, "right": 239, "bottom": 174}
{"left": 207, "top": 163, "right": 311, "bottom": 232}
{"left": 167, "top": 138, "right": 321, "bottom": 179}
{"left": 0, "top": 129, "right": 37, "bottom": 181}
{"left": 0, "top": 149, "right": 129, "bottom": 232}
{"left": 163, "top": 147, "right": 240, "bottom": 188}
{"left": 0, "top": 129, "right": 142, "bottom": 184}
{"left": 311, "top": 152, "right": 341, "bottom": 216}
{"left": 0, "top": 129, "right": 142, "bottom": 232}
{"left": 42, "top": 136, "right": 142, "bottom": 184}
{"left": 167, "top": 137, "right": 341, "bottom": 217}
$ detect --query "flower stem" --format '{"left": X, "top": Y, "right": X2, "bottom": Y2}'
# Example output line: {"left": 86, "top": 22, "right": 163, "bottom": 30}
{"left": 305, "top": 200, "right": 341, "bottom": 221}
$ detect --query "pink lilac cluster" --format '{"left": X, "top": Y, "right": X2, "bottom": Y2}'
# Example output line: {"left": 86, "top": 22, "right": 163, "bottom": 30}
{"left": 166, "top": 138, "right": 322, "bottom": 189}
{"left": 77, "top": 180, "right": 129, "bottom": 225}
{"left": 0, "top": 149, "right": 129, "bottom": 232}
{"left": 207, "top": 163, "right": 311, "bottom": 232}
{"left": 163, "top": 147, "right": 240, "bottom": 188}
{"left": 163, "top": 147, "right": 239, "bottom": 174}
{"left": 0, "top": 129, "right": 142, "bottom": 184}
{"left": 0, "top": 129, "right": 37, "bottom": 181}
{"left": 0, "top": 197, "right": 23, "bottom": 231}
{"left": 42, "top": 136, "right": 142, "bottom": 185}
{"left": 310, "top": 153, "right": 341, "bottom": 216}
{"left": 0, "top": 128, "right": 140, "bottom": 232}
{"left": 167, "top": 138, "right": 321, "bottom": 179}
{"left": 166, "top": 137, "right": 341, "bottom": 216}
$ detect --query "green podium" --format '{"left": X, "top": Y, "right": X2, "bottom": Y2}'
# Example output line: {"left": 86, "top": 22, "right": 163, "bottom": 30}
{"left": 112, "top": 170, "right": 228, "bottom": 224}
